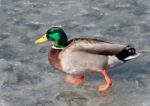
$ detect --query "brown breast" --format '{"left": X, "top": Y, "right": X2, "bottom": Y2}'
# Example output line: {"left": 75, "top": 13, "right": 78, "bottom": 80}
{"left": 48, "top": 48, "right": 63, "bottom": 72}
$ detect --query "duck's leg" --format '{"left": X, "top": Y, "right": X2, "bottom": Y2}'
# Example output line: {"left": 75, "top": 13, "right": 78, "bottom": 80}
{"left": 65, "top": 75, "right": 85, "bottom": 85}
{"left": 98, "top": 70, "right": 112, "bottom": 91}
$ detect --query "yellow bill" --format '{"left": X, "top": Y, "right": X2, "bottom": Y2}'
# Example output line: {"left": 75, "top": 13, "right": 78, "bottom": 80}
{"left": 35, "top": 34, "right": 48, "bottom": 44}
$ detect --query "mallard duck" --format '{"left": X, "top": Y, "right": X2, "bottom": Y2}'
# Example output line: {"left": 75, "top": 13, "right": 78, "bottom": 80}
{"left": 35, "top": 27, "right": 140, "bottom": 91}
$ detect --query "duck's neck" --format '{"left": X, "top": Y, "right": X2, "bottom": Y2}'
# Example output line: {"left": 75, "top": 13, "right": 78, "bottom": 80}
{"left": 52, "top": 45, "right": 64, "bottom": 49}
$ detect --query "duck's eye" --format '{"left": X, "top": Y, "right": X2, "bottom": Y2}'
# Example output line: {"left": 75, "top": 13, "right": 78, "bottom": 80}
{"left": 128, "top": 48, "right": 135, "bottom": 54}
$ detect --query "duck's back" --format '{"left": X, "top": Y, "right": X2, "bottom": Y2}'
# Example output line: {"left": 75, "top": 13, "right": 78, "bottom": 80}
{"left": 64, "top": 38, "right": 126, "bottom": 55}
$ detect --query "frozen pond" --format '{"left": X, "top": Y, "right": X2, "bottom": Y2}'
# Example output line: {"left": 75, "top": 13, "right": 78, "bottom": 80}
{"left": 0, "top": 0, "right": 150, "bottom": 106}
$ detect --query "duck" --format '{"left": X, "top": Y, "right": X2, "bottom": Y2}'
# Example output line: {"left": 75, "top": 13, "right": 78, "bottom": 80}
{"left": 35, "top": 27, "right": 140, "bottom": 92}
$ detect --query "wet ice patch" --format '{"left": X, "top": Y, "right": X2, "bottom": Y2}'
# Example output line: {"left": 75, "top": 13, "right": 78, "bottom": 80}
{"left": 56, "top": 91, "right": 88, "bottom": 106}
{"left": 36, "top": 99, "right": 54, "bottom": 106}
{"left": 0, "top": 33, "right": 10, "bottom": 40}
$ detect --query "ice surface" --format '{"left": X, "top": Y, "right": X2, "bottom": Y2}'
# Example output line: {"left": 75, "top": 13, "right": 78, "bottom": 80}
{"left": 0, "top": 0, "right": 150, "bottom": 106}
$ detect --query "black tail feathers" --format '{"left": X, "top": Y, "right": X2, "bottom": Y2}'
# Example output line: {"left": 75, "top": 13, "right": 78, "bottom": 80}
{"left": 116, "top": 45, "right": 136, "bottom": 61}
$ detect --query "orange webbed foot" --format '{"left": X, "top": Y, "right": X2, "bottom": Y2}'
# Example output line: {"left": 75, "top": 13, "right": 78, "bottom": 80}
{"left": 65, "top": 75, "right": 85, "bottom": 86}
{"left": 98, "top": 70, "right": 112, "bottom": 92}
{"left": 98, "top": 80, "right": 112, "bottom": 91}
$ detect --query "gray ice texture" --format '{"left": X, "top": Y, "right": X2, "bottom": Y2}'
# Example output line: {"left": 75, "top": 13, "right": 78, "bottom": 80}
{"left": 0, "top": 0, "right": 150, "bottom": 106}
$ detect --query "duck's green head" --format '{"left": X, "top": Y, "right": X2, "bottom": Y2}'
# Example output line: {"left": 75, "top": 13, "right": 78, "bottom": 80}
{"left": 35, "top": 27, "right": 68, "bottom": 48}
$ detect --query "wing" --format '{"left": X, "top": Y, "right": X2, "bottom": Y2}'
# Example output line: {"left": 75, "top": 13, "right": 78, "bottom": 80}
{"left": 63, "top": 38, "right": 126, "bottom": 55}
